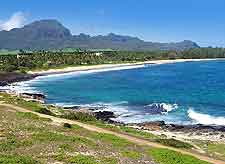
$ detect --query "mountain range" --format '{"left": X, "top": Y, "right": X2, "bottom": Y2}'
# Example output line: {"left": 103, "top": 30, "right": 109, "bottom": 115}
{"left": 0, "top": 19, "right": 200, "bottom": 51}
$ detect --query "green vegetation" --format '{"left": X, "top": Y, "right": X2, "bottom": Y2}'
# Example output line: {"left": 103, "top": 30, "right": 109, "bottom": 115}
{"left": 63, "top": 122, "right": 72, "bottom": 128}
{"left": 16, "top": 112, "right": 52, "bottom": 122}
{"left": 193, "top": 140, "right": 225, "bottom": 160}
{"left": 0, "top": 106, "right": 154, "bottom": 163}
{"left": 34, "top": 107, "right": 55, "bottom": 116}
{"left": 61, "top": 111, "right": 97, "bottom": 122}
{"left": 0, "top": 92, "right": 220, "bottom": 163}
{"left": 121, "top": 150, "right": 142, "bottom": 159}
{"left": 1, "top": 48, "right": 225, "bottom": 72}
{"left": 68, "top": 155, "right": 98, "bottom": 164}
{"left": 207, "top": 142, "right": 225, "bottom": 157}
{"left": 148, "top": 148, "right": 210, "bottom": 164}
{"left": 155, "top": 138, "right": 193, "bottom": 149}
{"left": 88, "top": 121, "right": 159, "bottom": 140}
{"left": 119, "top": 126, "right": 158, "bottom": 139}
{"left": 0, "top": 154, "right": 38, "bottom": 164}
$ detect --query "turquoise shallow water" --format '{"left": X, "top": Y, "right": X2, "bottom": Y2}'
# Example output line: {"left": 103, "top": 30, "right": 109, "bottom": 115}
{"left": 10, "top": 60, "right": 225, "bottom": 125}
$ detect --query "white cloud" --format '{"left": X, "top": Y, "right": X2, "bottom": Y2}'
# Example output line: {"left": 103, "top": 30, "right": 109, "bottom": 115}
{"left": 0, "top": 12, "right": 26, "bottom": 31}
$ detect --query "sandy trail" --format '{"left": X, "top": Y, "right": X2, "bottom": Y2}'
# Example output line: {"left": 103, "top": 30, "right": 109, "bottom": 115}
{"left": 0, "top": 103, "right": 225, "bottom": 164}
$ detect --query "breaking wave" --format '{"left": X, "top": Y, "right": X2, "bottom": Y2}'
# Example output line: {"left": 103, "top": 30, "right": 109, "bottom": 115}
{"left": 188, "top": 108, "right": 225, "bottom": 126}
{"left": 55, "top": 101, "right": 130, "bottom": 116}
{"left": 145, "top": 103, "right": 178, "bottom": 114}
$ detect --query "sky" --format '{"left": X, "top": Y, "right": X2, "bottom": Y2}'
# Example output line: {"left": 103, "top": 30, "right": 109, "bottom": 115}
{"left": 0, "top": 0, "right": 225, "bottom": 47}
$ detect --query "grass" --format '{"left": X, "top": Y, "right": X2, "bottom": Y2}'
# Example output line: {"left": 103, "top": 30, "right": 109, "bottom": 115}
{"left": 0, "top": 136, "right": 33, "bottom": 152}
{"left": 32, "top": 131, "right": 95, "bottom": 147}
{"left": 90, "top": 133, "right": 131, "bottom": 148}
{"left": 61, "top": 111, "right": 97, "bottom": 122}
{"left": 207, "top": 142, "right": 225, "bottom": 157}
{"left": 87, "top": 120, "right": 158, "bottom": 140}
{"left": 99, "top": 157, "right": 118, "bottom": 164}
{"left": 148, "top": 148, "right": 211, "bottom": 164}
{"left": 0, "top": 93, "right": 219, "bottom": 163}
{"left": 121, "top": 150, "right": 142, "bottom": 159}
{"left": 16, "top": 112, "right": 52, "bottom": 122}
{"left": 194, "top": 140, "right": 225, "bottom": 160}
{"left": 34, "top": 107, "right": 55, "bottom": 116}
{"left": 155, "top": 138, "right": 193, "bottom": 149}
{"left": 119, "top": 126, "right": 158, "bottom": 139}
{"left": 68, "top": 154, "right": 98, "bottom": 164}
{"left": 0, "top": 154, "right": 38, "bottom": 164}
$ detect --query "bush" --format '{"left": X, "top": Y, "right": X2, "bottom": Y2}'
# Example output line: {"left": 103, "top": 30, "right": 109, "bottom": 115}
{"left": 1, "top": 64, "right": 17, "bottom": 72}
{"left": 61, "top": 112, "right": 97, "bottom": 122}
{"left": 63, "top": 123, "right": 72, "bottom": 128}
{"left": 35, "top": 107, "right": 55, "bottom": 116}
{"left": 16, "top": 112, "right": 39, "bottom": 120}
{"left": 121, "top": 150, "right": 142, "bottom": 159}
{"left": 0, "top": 154, "right": 38, "bottom": 164}
{"left": 155, "top": 138, "right": 193, "bottom": 149}
{"left": 148, "top": 148, "right": 210, "bottom": 164}
{"left": 68, "top": 154, "right": 98, "bottom": 164}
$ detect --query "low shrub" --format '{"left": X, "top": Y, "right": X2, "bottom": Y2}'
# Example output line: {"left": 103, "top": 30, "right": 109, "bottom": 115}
{"left": 68, "top": 154, "right": 98, "bottom": 164}
{"left": 0, "top": 154, "right": 38, "bottom": 164}
{"left": 155, "top": 138, "right": 193, "bottom": 149}
{"left": 148, "top": 148, "right": 210, "bottom": 164}
{"left": 61, "top": 112, "right": 97, "bottom": 122}
{"left": 63, "top": 123, "right": 72, "bottom": 128}
{"left": 121, "top": 150, "right": 142, "bottom": 159}
{"left": 34, "top": 107, "right": 55, "bottom": 116}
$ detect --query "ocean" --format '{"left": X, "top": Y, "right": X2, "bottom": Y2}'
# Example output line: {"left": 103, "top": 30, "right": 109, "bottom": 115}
{"left": 5, "top": 60, "right": 225, "bottom": 125}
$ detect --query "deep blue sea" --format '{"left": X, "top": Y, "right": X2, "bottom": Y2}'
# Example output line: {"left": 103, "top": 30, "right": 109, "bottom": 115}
{"left": 6, "top": 60, "right": 225, "bottom": 125}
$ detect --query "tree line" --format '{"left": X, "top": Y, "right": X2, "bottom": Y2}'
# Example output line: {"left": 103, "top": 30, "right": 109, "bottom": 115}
{"left": 0, "top": 48, "right": 225, "bottom": 72}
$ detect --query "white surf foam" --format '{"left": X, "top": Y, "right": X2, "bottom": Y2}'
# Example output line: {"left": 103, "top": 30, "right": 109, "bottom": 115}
{"left": 188, "top": 108, "right": 225, "bottom": 126}
{"left": 0, "top": 65, "right": 146, "bottom": 94}
{"left": 0, "top": 81, "right": 38, "bottom": 93}
{"left": 146, "top": 103, "right": 178, "bottom": 113}
{"left": 55, "top": 101, "right": 130, "bottom": 116}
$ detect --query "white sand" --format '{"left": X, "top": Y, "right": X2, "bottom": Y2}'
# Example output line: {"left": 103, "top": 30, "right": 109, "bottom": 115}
{"left": 28, "top": 58, "right": 224, "bottom": 75}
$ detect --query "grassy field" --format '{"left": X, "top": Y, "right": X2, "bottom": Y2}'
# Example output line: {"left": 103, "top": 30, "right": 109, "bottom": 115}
{"left": 193, "top": 140, "right": 225, "bottom": 161}
{"left": 0, "top": 92, "right": 218, "bottom": 163}
{"left": 0, "top": 105, "right": 213, "bottom": 164}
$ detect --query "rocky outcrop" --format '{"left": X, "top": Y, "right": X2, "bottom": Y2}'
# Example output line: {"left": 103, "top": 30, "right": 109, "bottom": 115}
{"left": 133, "top": 121, "right": 225, "bottom": 133}
{"left": 94, "top": 111, "right": 116, "bottom": 122}
{"left": 0, "top": 72, "right": 37, "bottom": 86}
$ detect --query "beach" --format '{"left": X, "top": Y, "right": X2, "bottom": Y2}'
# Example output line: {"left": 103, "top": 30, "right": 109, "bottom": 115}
{"left": 28, "top": 58, "right": 223, "bottom": 75}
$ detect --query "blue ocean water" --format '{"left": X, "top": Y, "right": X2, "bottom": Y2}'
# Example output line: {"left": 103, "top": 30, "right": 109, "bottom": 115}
{"left": 12, "top": 60, "right": 225, "bottom": 125}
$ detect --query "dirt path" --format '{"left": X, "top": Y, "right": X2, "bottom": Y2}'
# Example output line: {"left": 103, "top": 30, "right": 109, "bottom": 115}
{"left": 1, "top": 103, "right": 225, "bottom": 164}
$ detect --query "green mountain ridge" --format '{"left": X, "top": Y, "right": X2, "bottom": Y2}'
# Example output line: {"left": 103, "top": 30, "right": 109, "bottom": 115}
{"left": 0, "top": 19, "right": 200, "bottom": 50}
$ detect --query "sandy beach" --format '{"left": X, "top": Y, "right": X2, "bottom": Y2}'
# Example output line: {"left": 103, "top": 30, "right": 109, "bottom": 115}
{"left": 28, "top": 58, "right": 224, "bottom": 75}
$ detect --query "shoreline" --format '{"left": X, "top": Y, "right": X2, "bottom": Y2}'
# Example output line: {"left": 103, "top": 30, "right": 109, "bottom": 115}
{"left": 1, "top": 58, "right": 224, "bottom": 87}
{"left": 1, "top": 58, "right": 225, "bottom": 143}
{"left": 1, "top": 90, "right": 225, "bottom": 144}
{"left": 28, "top": 58, "right": 224, "bottom": 76}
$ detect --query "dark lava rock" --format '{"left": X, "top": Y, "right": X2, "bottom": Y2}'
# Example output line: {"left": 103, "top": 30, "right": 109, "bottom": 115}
{"left": 138, "top": 121, "right": 166, "bottom": 127}
{"left": 21, "top": 92, "right": 46, "bottom": 99}
{"left": 136, "top": 121, "right": 166, "bottom": 130}
{"left": 0, "top": 72, "right": 37, "bottom": 86}
{"left": 164, "top": 123, "right": 225, "bottom": 133}
{"left": 94, "top": 111, "right": 116, "bottom": 121}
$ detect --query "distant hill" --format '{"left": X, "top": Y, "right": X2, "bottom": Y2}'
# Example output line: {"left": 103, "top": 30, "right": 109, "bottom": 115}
{"left": 0, "top": 19, "right": 200, "bottom": 51}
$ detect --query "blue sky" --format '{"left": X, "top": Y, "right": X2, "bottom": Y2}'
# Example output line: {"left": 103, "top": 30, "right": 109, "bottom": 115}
{"left": 0, "top": 0, "right": 225, "bottom": 47}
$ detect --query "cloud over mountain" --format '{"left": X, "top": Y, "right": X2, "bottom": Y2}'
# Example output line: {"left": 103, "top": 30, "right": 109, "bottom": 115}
{"left": 0, "top": 12, "right": 26, "bottom": 31}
